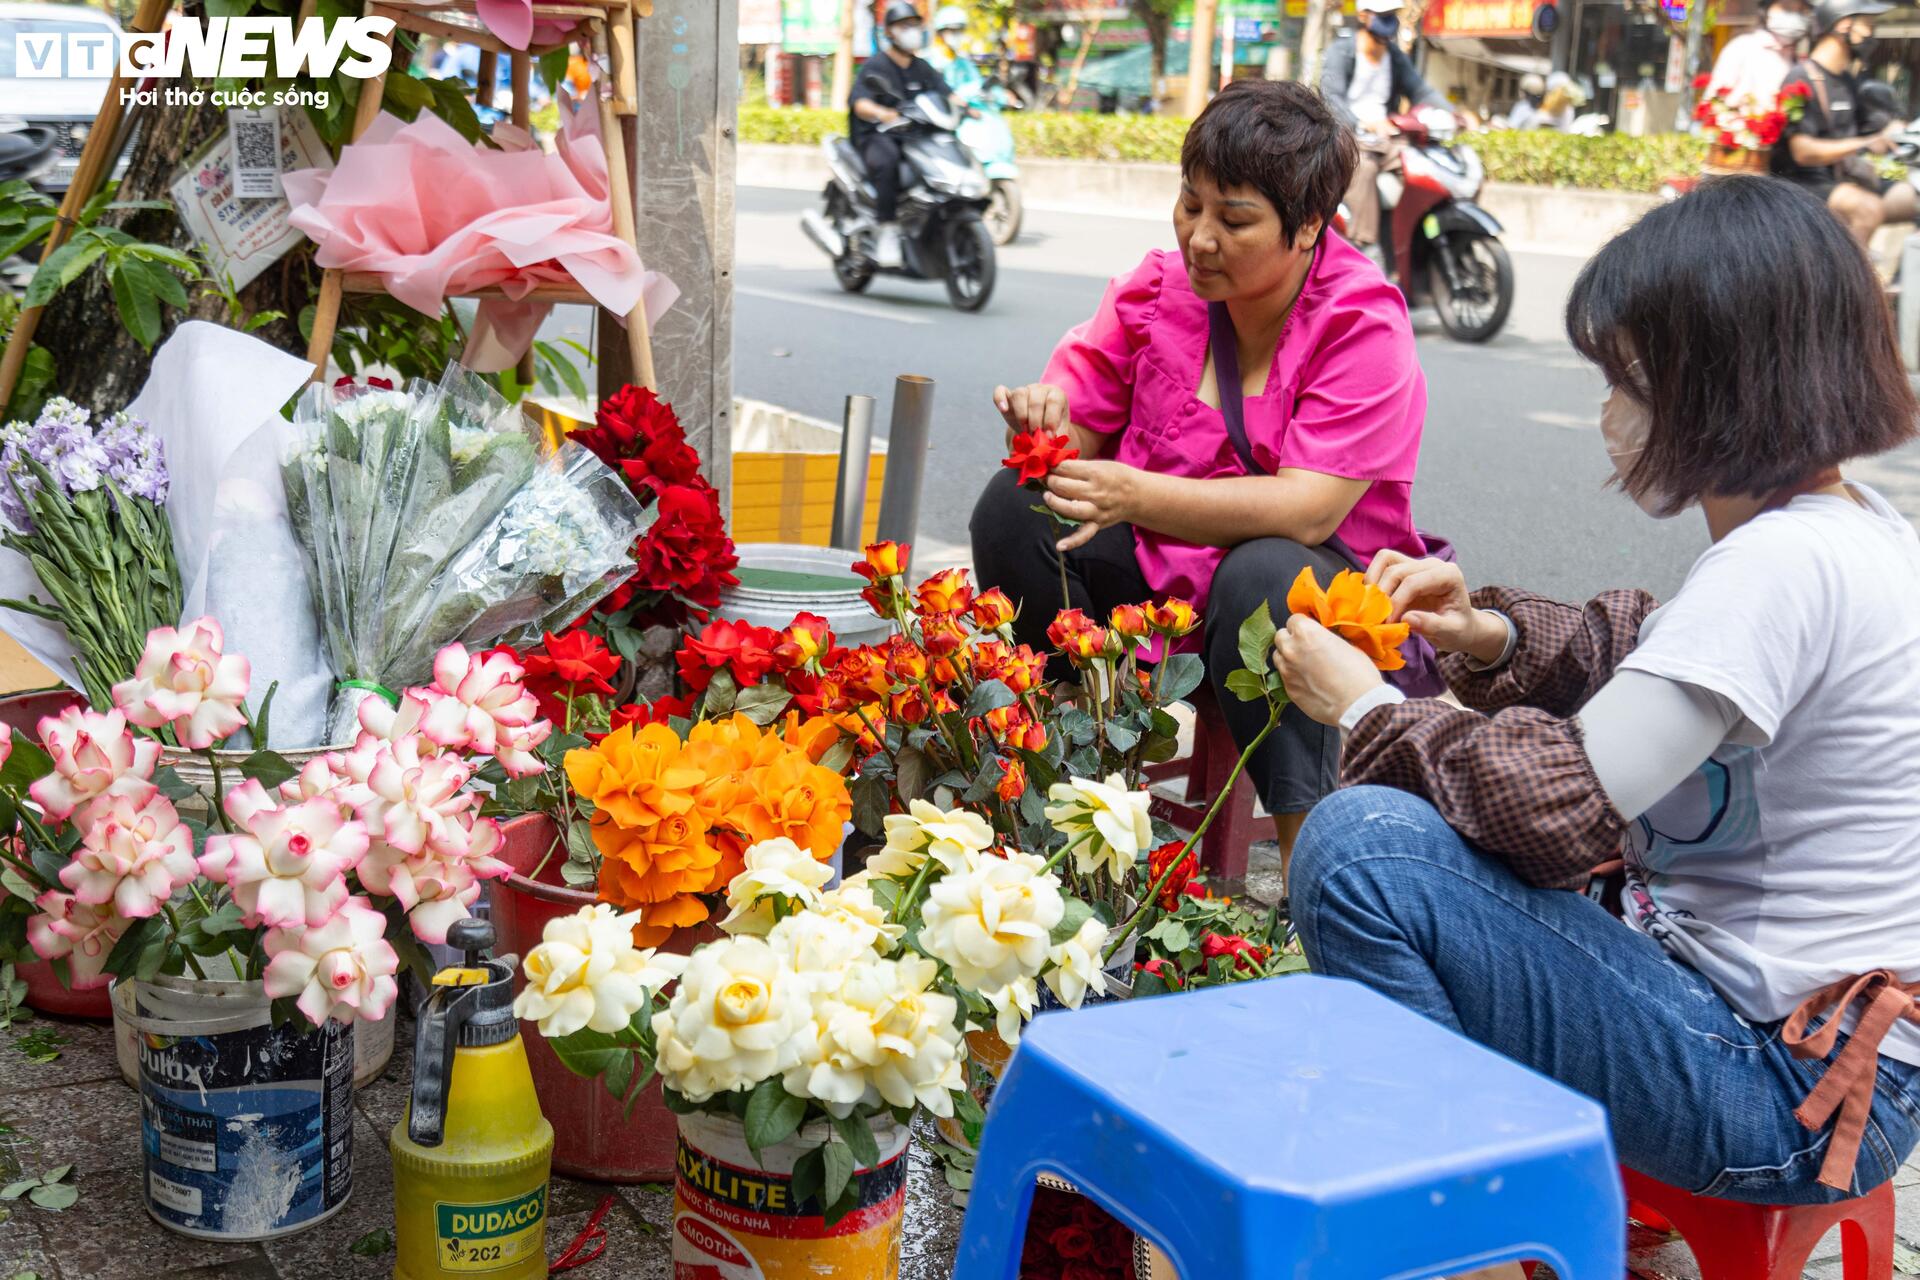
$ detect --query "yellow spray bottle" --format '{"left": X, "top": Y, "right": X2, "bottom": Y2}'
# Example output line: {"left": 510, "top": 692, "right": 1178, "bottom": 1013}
{"left": 391, "top": 918, "right": 554, "bottom": 1280}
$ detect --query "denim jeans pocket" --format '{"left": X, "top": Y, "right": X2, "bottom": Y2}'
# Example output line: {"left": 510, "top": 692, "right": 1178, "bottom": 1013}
{"left": 1696, "top": 1115, "right": 1907, "bottom": 1204}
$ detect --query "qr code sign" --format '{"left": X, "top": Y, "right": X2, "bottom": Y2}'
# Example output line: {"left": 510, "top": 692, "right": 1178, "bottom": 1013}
{"left": 229, "top": 108, "right": 280, "bottom": 199}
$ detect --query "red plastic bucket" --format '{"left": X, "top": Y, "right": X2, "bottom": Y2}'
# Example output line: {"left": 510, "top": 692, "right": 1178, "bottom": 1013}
{"left": 493, "top": 814, "right": 711, "bottom": 1183}
{"left": 18, "top": 957, "right": 113, "bottom": 1018}
{"left": 0, "top": 688, "right": 85, "bottom": 740}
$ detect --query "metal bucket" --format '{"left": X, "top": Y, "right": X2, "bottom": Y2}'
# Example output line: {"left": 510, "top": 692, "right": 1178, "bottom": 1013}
{"left": 113, "top": 975, "right": 395, "bottom": 1088}
{"left": 718, "top": 543, "right": 894, "bottom": 651}
{"left": 128, "top": 973, "right": 355, "bottom": 1241}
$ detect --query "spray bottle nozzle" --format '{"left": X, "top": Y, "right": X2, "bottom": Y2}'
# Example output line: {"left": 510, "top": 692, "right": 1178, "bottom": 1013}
{"left": 449, "top": 918, "right": 495, "bottom": 968}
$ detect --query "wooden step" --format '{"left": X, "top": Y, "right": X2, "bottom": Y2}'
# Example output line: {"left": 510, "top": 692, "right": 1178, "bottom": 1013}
{"left": 340, "top": 273, "right": 598, "bottom": 305}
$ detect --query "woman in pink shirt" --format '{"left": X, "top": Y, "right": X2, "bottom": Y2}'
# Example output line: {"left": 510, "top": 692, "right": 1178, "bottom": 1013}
{"left": 970, "top": 79, "right": 1433, "bottom": 864}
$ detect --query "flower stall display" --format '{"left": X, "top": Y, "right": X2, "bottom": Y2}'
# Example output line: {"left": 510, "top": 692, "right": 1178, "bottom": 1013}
{"left": 0, "top": 398, "right": 182, "bottom": 711}
{"left": 282, "top": 368, "right": 645, "bottom": 743}
{"left": 1692, "top": 76, "right": 1809, "bottom": 171}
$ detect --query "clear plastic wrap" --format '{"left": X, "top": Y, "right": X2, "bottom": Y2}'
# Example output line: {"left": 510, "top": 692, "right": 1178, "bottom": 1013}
{"left": 280, "top": 367, "right": 634, "bottom": 741}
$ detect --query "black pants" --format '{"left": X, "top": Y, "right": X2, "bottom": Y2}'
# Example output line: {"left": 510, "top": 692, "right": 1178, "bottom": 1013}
{"left": 859, "top": 133, "right": 904, "bottom": 222}
{"left": 969, "top": 468, "right": 1348, "bottom": 815}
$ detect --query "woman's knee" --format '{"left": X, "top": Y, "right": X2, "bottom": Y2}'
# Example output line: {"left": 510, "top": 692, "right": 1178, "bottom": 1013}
{"left": 1207, "top": 537, "right": 1315, "bottom": 624}
{"left": 1290, "top": 785, "right": 1461, "bottom": 910}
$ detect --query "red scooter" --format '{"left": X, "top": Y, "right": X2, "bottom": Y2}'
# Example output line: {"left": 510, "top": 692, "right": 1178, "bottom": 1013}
{"left": 1334, "top": 109, "right": 1516, "bottom": 343}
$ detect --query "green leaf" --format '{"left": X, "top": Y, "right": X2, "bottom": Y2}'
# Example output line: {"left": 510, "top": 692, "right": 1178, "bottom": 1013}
{"left": 24, "top": 240, "right": 105, "bottom": 308}
{"left": 742, "top": 1079, "right": 806, "bottom": 1159}
{"left": 962, "top": 679, "right": 1015, "bottom": 718}
{"left": 702, "top": 668, "right": 738, "bottom": 716}
{"left": 600, "top": 1049, "right": 635, "bottom": 1104}
{"left": 850, "top": 773, "right": 889, "bottom": 838}
{"left": 538, "top": 47, "right": 570, "bottom": 93}
{"left": 788, "top": 1144, "right": 825, "bottom": 1208}
{"left": 0, "top": 1180, "right": 36, "bottom": 1200}
{"left": 109, "top": 258, "right": 162, "bottom": 350}
{"left": 0, "top": 736, "right": 51, "bottom": 792}
{"left": 1224, "top": 669, "right": 1269, "bottom": 704}
{"left": 1236, "top": 601, "right": 1277, "bottom": 678}
{"left": 1155, "top": 653, "right": 1206, "bottom": 703}
{"left": 549, "top": 1027, "right": 631, "bottom": 1082}
{"left": 830, "top": 1113, "right": 880, "bottom": 1168}
{"left": 1105, "top": 722, "right": 1139, "bottom": 753}
{"left": 25, "top": 1183, "right": 74, "bottom": 1211}
{"left": 1049, "top": 896, "right": 1095, "bottom": 945}
{"left": 894, "top": 745, "right": 931, "bottom": 804}
{"left": 38, "top": 1166, "right": 69, "bottom": 1186}
{"left": 238, "top": 750, "right": 296, "bottom": 790}
{"left": 348, "top": 1228, "right": 393, "bottom": 1257}
{"left": 819, "top": 1138, "right": 855, "bottom": 1209}
{"left": 253, "top": 680, "right": 278, "bottom": 752}
{"left": 1057, "top": 707, "right": 1096, "bottom": 747}
{"left": 731, "top": 682, "right": 792, "bottom": 727}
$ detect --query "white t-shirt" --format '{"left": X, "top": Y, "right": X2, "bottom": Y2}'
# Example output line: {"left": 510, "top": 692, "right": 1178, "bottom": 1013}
{"left": 1347, "top": 49, "right": 1393, "bottom": 125}
{"left": 1616, "top": 484, "right": 1920, "bottom": 1066}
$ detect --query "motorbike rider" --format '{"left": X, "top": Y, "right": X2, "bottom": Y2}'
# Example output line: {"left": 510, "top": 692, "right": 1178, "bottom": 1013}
{"left": 1506, "top": 73, "right": 1548, "bottom": 129}
{"left": 1772, "top": 0, "right": 1912, "bottom": 249}
{"left": 1319, "top": 0, "right": 1451, "bottom": 258}
{"left": 1707, "top": 0, "right": 1813, "bottom": 107}
{"left": 850, "top": 0, "right": 961, "bottom": 270}
{"left": 927, "top": 6, "right": 985, "bottom": 100}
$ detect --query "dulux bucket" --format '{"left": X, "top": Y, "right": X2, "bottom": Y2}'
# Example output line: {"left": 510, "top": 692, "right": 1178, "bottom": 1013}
{"left": 672, "top": 1110, "right": 909, "bottom": 1278}
{"left": 113, "top": 975, "right": 395, "bottom": 1088}
{"left": 718, "top": 544, "right": 894, "bottom": 650}
{"left": 130, "top": 974, "right": 354, "bottom": 1241}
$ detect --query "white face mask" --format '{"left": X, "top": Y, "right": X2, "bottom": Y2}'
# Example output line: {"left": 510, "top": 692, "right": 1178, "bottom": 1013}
{"left": 1598, "top": 382, "right": 1682, "bottom": 518}
{"left": 1766, "top": 9, "right": 1812, "bottom": 42}
{"left": 892, "top": 25, "right": 926, "bottom": 52}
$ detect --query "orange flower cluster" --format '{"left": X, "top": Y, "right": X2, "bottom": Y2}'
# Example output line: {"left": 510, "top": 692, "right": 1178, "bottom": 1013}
{"left": 1287, "top": 568, "right": 1410, "bottom": 671}
{"left": 564, "top": 713, "right": 853, "bottom": 944}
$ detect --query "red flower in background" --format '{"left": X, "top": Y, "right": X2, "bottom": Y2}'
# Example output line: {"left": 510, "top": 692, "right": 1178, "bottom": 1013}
{"left": 595, "top": 694, "right": 695, "bottom": 739}
{"left": 677, "top": 618, "right": 780, "bottom": 693}
{"left": 1146, "top": 840, "right": 1198, "bottom": 912}
{"left": 628, "top": 483, "right": 740, "bottom": 610}
{"left": 1136, "top": 955, "right": 1182, "bottom": 987}
{"left": 997, "top": 757, "right": 1027, "bottom": 803}
{"left": 522, "top": 629, "right": 621, "bottom": 723}
{"left": 1201, "top": 932, "right": 1267, "bottom": 972}
{"left": 1002, "top": 430, "right": 1079, "bottom": 486}
{"left": 575, "top": 384, "right": 682, "bottom": 467}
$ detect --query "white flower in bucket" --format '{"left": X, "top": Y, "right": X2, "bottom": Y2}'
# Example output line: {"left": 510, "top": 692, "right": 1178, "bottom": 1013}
{"left": 717, "top": 837, "right": 835, "bottom": 936}
{"left": 781, "top": 951, "right": 965, "bottom": 1117}
{"left": 29, "top": 707, "right": 160, "bottom": 823}
{"left": 650, "top": 935, "right": 813, "bottom": 1102}
{"left": 1044, "top": 773, "right": 1155, "bottom": 882}
{"left": 262, "top": 898, "right": 401, "bottom": 1025}
{"left": 918, "top": 847, "right": 1065, "bottom": 1005}
{"left": 59, "top": 793, "right": 199, "bottom": 920}
{"left": 867, "top": 797, "right": 994, "bottom": 877}
{"left": 1044, "top": 915, "right": 1113, "bottom": 1009}
{"left": 513, "top": 903, "right": 687, "bottom": 1038}
{"left": 109, "top": 616, "right": 251, "bottom": 750}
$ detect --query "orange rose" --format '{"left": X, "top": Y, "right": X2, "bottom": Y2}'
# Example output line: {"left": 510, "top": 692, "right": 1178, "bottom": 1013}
{"left": 836, "top": 646, "right": 892, "bottom": 703}
{"left": 1286, "top": 568, "right": 1409, "bottom": 671}
{"left": 778, "top": 708, "right": 869, "bottom": 769}
{"left": 564, "top": 722, "right": 704, "bottom": 833}
{"left": 999, "top": 644, "right": 1049, "bottom": 695}
{"left": 970, "top": 638, "right": 1012, "bottom": 682}
{"left": 891, "top": 687, "right": 931, "bottom": 725}
{"left": 774, "top": 612, "right": 834, "bottom": 670}
{"left": 983, "top": 704, "right": 1046, "bottom": 753}
{"left": 1109, "top": 603, "right": 1151, "bottom": 641}
{"left": 884, "top": 636, "right": 929, "bottom": 684}
{"left": 916, "top": 567, "right": 975, "bottom": 616}
{"left": 1144, "top": 597, "right": 1199, "bottom": 638}
{"left": 972, "top": 588, "right": 1016, "bottom": 631}
{"left": 855, "top": 541, "right": 909, "bottom": 583}
{"left": 920, "top": 609, "right": 969, "bottom": 658}
{"left": 622, "top": 892, "right": 711, "bottom": 948}
{"left": 739, "top": 748, "right": 852, "bottom": 859}
{"left": 1047, "top": 608, "right": 1108, "bottom": 664}
{"left": 996, "top": 757, "right": 1028, "bottom": 804}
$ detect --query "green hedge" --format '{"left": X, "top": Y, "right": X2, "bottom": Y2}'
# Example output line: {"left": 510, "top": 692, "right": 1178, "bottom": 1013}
{"left": 737, "top": 102, "right": 1707, "bottom": 194}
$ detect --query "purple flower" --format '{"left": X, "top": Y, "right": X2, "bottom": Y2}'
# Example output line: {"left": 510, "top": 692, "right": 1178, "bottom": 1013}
{"left": 96, "top": 412, "right": 169, "bottom": 504}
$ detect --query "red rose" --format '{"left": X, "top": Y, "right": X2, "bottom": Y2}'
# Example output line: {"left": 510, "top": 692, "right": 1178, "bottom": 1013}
{"left": 333, "top": 374, "right": 394, "bottom": 390}
{"left": 1146, "top": 840, "right": 1197, "bottom": 912}
{"left": 783, "top": 669, "right": 850, "bottom": 717}
{"left": 627, "top": 481, "right": 740, "bottom": 610}
{"left": 1048, "top": 1225, "right": 1096, "bottom": 1259}
{"left": 1090, "top": 1239, "right": 1129, "bottom": 1271}
{"left": 575, "top": 383, "right": 684, "bottom": 469}
{"left": 1047, "top": 608, "right": 1109, "bottom": 665}
{"left": 836, "top": 646, "right": 892, "bottom": 704}
{"left": 522, "top": 629, "right": 621, "bottom": 723}
{"left": 677, "top": 617, "right": 780, "bottom": 692}
{"left": 920, "top": 609, "right": 969, "bottom": 659}
{"left": 592, "top": 693, "right": 695, "bottom": 739}
{"left": 1201, "top": 932, "right": 1267, "bottom": 972}
{"left": 1002, "top": 429, "right": 1079, "bottom": 486}
{"left": 1062, "top": 1264, "right": 1109, "bottom": 1280}
{"left": 1691, "top": 72, "right": 1711, "bottom": 91}
{"left": 1135, "top": 955, "right": 1182, "bottom": 988}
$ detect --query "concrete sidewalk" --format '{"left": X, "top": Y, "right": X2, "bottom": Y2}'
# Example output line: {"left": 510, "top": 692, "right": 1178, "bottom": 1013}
{"left": 2, "top": 1004, "right": 1915, "bottom": 1278}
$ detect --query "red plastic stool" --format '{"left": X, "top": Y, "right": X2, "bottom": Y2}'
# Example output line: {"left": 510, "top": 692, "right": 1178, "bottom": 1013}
{"left": 1143, "top": 682, "right": 1260, "bottom": 880}
{"left": 1619, "top": 1166, "right": 1896, "bottom": 1280}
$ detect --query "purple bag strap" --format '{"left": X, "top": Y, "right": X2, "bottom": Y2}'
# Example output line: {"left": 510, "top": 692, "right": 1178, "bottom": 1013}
{"left": 1206, "top": 300, "right": 1452, "bottom": 696}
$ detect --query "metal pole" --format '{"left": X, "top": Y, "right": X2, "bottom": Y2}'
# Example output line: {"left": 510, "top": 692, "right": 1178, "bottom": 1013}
{"left": 830, "top": 393, "right": 877, "bottom": 551}
{"left": 1681, "top": 0, "right": 1710, "bottom": 128}
{"left": 875, "top": 375, "right": 934, "bottom": 560}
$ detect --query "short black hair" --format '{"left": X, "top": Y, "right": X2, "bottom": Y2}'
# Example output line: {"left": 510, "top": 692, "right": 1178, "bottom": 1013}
{"left": 1180, "top": 80, "right": 1357, "bottom": 247}
{"left": 1567, "top": 174, "right": 1916, "bottom": 511}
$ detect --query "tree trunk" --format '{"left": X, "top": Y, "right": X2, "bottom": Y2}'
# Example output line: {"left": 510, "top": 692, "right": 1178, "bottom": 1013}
{"left": 1184, "top": 0, "right": 1218, "bottom": 117}
{"left": 830, "top": 0, "right": 858, "bottom": 110}
{"left": 1136, "top": 2, "right": 1168, "bottom": 85}
{"left": 34, "top": 94, "right": 314, "bottom": 414}
{"left": 1299, "top": 0, "right": 1332, "bottom": 86}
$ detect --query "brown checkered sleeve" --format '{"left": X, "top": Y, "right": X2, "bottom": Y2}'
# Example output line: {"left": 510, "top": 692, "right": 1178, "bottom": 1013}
{"left": 1336, "top": 586, "right": 1653, "bottom": 888}
{"left": 1440, "top": 587, "right": 1660, "bottom": 717}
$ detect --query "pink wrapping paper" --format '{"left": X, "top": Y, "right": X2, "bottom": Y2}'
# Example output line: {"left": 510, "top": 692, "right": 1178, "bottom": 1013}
{"left": 285, "top": 97, "right": 677, "bottom": 372}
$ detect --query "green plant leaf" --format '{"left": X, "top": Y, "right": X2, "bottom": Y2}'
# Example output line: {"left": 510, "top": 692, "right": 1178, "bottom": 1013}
{"left": 742, "top": 1079, "right": 806, "bottom": 1159}
{"left": 731, "top": 682, "right": 792, "bottom": 727}
{"left": 348, "top": 1228, "right": 393, "bottom": 1257}
{"left": 1236, "top": 601, "right": 1277, "bottom": 678}
{"left": 1105, "top": 722, "right": 1139, "bottom": 753}
{"left": 962, "top": 679, "right": 1014, "bottom": 718}
{"left": 0, "top": 736, "right": 51, "bottom": 791}
{"left": 1155, "top": 653, "right": 1205, "bottom": 703}
{"left": 37, "top": 1166, "right": 69, "bottom": 1186}
{"left": 25, "top": 1183, "right": 74, "bottom": 1211}
{"left": 820, "top": 1138, "right": 855, "bottom": 1209}
{"left": 24, "top": 240, "right": 105, "bottom": 308}
{"left": 830, "top": 1113, "right": 879, "bottom": 1168}
{"left": 788, "top": 1144, "right": 824, "bottom": 1208}
{"left": 109, "top": 257, "right": 162, "bottom": 350}
{"left": 238, "top": 750, "right": 297, "bottom": 790}
{"left": 1049, "top": 896, "right": 1095, "bottom": 945}
{"left": 0, "top": 1180, "right": 36, "bottom": 1200}
{"left": 702, "top": 668, "right": 738, "bottom": 716}
{"left": 549, "top": 1027, "right": 630, "bottom": 1081}
{"left": 1223, "top": 669, "right": 1268, "bottom": 703}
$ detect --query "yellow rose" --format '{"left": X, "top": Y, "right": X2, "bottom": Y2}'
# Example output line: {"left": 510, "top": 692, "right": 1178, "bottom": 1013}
{"left": 868, "top": 799, "right": 995, "bottom": 878}
{"left": 918, "top": 849, "right": 1065, "bottom": 998}
{"left": 1044, "top": 773, "right": 1153, "bottom": 883}
{"left": 652, "top": 935, "right": 812, "bottom": 1102}
{"left": 513, "top": 904, "right": 687, "bottom": 1039}
{"left": 718, "top": 837, "right": 836, "bottom": 936}
{"left": 782, "top": 952, "right": 965, "bottom": 1118}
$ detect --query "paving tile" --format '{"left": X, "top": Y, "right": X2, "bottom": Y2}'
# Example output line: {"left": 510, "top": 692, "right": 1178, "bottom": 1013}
{"left": 0, "top": 1207, "right": 55, "bottom": 1280}
{"left": 0, "top": 1014, "right": 122, "bottom": 1097}
{"left": 260, "top": 1114, "right": 393, "bottom": 1280}
{"left": 28, "top": 1165, "right": 261, "bottom": 1280}
{"left": 543, "top": 1195, "right": 671, "bottom": 1279}
{"left": 0, "top": 1078, "right": 142, "bottom": 1176}
{"left": 161, "top": 1257, "right": 280, "bottom": 1278}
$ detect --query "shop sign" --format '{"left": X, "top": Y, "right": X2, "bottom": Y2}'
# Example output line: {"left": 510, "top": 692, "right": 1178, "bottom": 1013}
{"left": 1424, "top": 0, "right": 1539, "bottom": 38}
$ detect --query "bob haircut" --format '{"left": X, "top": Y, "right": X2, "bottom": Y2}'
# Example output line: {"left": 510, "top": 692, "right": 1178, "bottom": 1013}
{"left": 1567, "top": 175, "right": 1917, "bottom": 512}
{"left": 1180, "top": 80, "right": 1357, "bottom": 247}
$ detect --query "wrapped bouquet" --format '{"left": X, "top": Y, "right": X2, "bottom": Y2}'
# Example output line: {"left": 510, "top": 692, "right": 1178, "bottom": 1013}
{"left": 283, "top": 369, "right": 644, "bottom": 741}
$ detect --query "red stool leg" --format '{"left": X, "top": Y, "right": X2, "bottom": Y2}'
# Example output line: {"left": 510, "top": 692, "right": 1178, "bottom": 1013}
{"left": 1195, "top": 698, "right": 1255, "bottom": 880}
{"left": 1840, "top": 1184, "right": 1897, "bottom": 1280}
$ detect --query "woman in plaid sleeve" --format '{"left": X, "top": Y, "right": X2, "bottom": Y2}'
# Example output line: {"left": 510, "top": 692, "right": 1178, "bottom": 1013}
{"left": 1272, "top": 176, "right": 1920, "bottom": 1219}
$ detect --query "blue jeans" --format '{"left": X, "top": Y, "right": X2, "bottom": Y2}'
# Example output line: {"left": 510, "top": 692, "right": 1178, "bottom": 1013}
{"left": 1292, "top": 786, "right": 1920, "bottom": 1204}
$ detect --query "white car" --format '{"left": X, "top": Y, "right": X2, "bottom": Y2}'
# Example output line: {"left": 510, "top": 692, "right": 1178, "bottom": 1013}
{"left": 0, "top": 1, "right": 122, "bottom": 191}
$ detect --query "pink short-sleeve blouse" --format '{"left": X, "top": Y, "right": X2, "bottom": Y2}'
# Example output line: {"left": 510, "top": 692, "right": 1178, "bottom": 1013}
{"left": 1041, "top": 237, "right": 1428, "bottom": 613}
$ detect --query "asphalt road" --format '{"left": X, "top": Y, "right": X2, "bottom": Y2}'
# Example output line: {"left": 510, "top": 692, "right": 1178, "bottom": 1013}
{"left": 733, "top": 185, "right": 1920, "bottom": 602}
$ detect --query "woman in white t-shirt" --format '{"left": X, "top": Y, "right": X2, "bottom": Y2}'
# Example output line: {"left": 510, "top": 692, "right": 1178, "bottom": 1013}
{"left": 1274, "top": 175, "right": 1920, "bottom": 1232}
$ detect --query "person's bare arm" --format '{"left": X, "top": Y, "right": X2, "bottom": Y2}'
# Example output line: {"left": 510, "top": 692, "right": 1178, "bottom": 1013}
{"left": 1789, "top": 119, "right": 1898, "bottom": 166}
{"left": 1042, "top": 462, "right": 1367, "bottom": 551}
{"left": 853, "top": 99, "right": 900, "bottom": 124}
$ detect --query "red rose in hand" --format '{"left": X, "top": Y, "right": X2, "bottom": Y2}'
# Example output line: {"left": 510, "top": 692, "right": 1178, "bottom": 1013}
{"left": 1145, "top": 840, "right": 1198, "bottom": 912}
{"left": 1201, "top": 932, "right": 1268, "bottom": 972}
{"left": 1003, "top": 429, "right": 1079, "bottom": 486}
{"left": 677, "top": 618, "right": 780, "bottom": 692}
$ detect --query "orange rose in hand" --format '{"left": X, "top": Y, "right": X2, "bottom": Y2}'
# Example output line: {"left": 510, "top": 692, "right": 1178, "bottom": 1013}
{"left": 1286, "top": 568, "right": 1410, "bottom": 671}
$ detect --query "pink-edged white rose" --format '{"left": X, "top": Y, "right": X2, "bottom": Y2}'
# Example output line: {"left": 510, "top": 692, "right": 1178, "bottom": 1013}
{"left": 110, "top": 617, "right": 250, "bottom": 749}
{"left": 419, "top": 644, "right": 550, "bottom": 777}
{"left": 356, "top": 810, "right": 509, "bottom": 945}
{"left": 198, "top": 780, "right": 369, "bottom": 928}
{"left": 362, "top": 735, "right": 476, "bottom": 855}
{"left": 263, "top": 897, "right": 400, "bottom": 1026}
{"left": 356, "top": 691, "right": 434, "bottom": 751}
{"left": 277, "top": 752, "right": 355, "bottom": 806}
{"left": 60, "top": 793, "right": 197, "bottom": 920}
{"left": 25, "top": 889, "right": 124, "bottom": 989}
{"left": 29, "top": 707, "right": 160, "bottom": 824}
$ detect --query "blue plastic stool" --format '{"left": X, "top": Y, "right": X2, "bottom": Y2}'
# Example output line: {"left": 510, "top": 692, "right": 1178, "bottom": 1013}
{"left": 953, "top": 976, "right": 1625, "bottom": 1280}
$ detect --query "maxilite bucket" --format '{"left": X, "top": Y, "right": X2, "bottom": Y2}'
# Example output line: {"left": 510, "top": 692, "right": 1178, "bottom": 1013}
{"left": 672, "top": 1110, "right": 909, "bottom": 1279}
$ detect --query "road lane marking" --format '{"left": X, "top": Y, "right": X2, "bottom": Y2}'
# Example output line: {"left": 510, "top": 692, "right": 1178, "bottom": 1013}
{"left": 737, "top": 285, "right": 937, "bottom": 325}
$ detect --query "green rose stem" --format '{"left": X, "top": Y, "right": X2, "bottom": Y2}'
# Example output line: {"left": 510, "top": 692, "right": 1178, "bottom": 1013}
{"left": 202, "top": 750, "right": 235, "bottom": 835}
{"left": 892, "top": 852, "right": 940, "bottom": 926}
{"left": 161, "top": 902, "right": 210, "bottom": 980}
{"left": 1103, "top": 700, "right": 1284, "bottom": 965}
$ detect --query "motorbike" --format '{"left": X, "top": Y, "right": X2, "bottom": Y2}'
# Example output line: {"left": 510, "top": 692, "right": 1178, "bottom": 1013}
{"left": 958, "top": 74, "right": 1023, "bottom": 245}
{"left": 799, "top": 76, "right": 998, "bottom": 312}
{"left": 0, "top": 119, "right": 58, "bottom": 293}
{"left": 1335, "top": 107, "right": 1515, "bottom": 343}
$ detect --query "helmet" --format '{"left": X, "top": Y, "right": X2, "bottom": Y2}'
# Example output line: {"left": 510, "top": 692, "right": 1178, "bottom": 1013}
{"left": 933, "top": 5, "right": 968, "bottom": 31}
{"left": 1520, "top": 72, "right": 1546, "bottom": 95}
{"left": 882, "top": 0, "right": 922, "bottom": 27}
{"left": 1813, "top": 0, "right": 1889, "bottom": 39}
